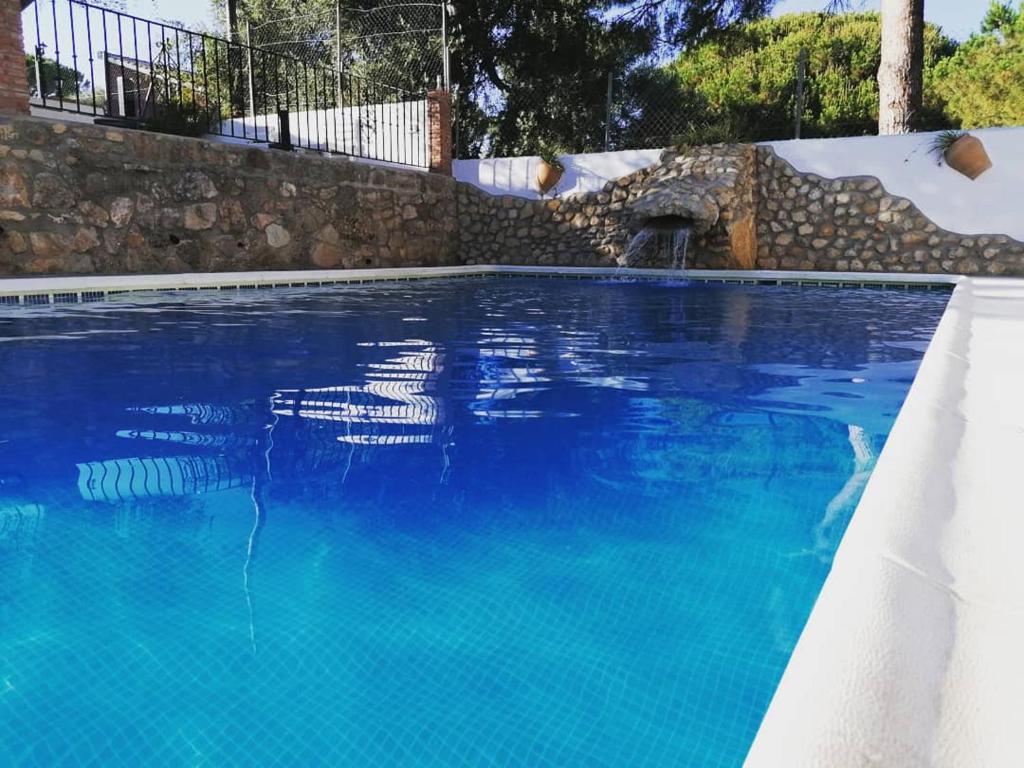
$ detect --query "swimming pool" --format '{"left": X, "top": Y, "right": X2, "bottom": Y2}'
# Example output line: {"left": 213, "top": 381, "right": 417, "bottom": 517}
{"left": 0, "top": 278, "right": 948, "bottom": 766}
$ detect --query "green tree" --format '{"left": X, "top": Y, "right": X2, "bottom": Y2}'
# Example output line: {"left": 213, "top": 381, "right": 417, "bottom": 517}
{"left": 451, "top": 0, "right": 653, "bottom": 156}
{"left": 225, "top": 0, "right": 777, "bottom": 155}
{"left": 929, "top": 2, "right": 1024, "bottom": 128}
{"left": 666, "top": 12, "right": 956, "bottom": 142}
{"left": 26, "top": 52, "right": 89, "bottom": 101}
{"left": 449, "top": 0, "right": 776, "bottom": 156}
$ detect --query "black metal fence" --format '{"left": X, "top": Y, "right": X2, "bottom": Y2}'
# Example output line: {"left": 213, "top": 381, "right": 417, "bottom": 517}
{"left": 23, "top": 0, "right": 431, "bottom": 167}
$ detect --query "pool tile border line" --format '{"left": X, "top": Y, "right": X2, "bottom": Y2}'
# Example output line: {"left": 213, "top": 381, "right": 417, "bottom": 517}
{"left": 0, "top": 265, "right": 959, "bottom": 306}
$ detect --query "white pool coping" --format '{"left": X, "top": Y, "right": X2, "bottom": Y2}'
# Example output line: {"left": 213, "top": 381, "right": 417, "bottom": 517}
{"left": 746, "top": 275, "right": 1024, "bottom": 767}
{"left": 2, "top": 265, "right": 1017, "bottom": 765}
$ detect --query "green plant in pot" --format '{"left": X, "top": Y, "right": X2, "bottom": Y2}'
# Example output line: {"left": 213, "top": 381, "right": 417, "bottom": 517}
{"left": 536, "top": 146, "right": 566, "bottom": 195}
{"left": 928, "top": 130, "right": 993, "bottom": 180}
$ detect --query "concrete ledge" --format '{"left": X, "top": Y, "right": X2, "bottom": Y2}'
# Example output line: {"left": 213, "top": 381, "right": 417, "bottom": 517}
{"left": 746, "top": 276, "right": 1024, "bottom": 767}
{"left": 0, "top": 266, "right": 959, "bottom": 305}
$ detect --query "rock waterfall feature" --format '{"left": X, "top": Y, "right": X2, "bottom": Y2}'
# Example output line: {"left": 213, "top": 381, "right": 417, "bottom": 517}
{"left": 620, "top": 180, "right": 723, "bottom": 270}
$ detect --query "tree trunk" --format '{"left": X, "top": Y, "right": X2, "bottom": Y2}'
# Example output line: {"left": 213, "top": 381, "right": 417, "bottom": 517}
{"left": 878, "top": 0, "right": 925, "bottom": 134}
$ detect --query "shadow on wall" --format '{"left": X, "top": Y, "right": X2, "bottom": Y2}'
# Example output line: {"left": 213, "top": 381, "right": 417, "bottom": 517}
{"left": 454, "top": 149, "right": 664, "bottom": 199}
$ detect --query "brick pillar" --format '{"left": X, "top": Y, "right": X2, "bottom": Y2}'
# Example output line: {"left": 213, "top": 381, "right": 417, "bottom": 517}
{"left": 427, "top": 89, "right": 452, "bottom": 175}
{"left": 0, "top": 0, "right": 30, "bottom": 115}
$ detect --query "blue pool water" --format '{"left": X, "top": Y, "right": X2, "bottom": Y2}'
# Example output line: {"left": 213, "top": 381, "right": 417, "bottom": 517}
{"left": 0, "top": 278, "right": 947, "bottom": 767}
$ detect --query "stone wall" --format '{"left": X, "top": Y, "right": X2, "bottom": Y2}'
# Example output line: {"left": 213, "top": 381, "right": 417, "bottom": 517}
{"left": 458, "top": 144, "right": 759, "bottom": 270}
{"left": 4, "top": 112, "right": 1023, "bottom": 279}
{"left": 457, "top": 143, "right": 1024, "bottom": 276}
{"left": 0, "top": 115, "right": 458, "bottom": 275}
{"left": 754, "top": 147, "right": 1024, "bottom": 275}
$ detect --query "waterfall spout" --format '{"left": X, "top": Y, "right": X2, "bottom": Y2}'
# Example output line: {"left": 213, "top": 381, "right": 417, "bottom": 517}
{"left": 622, "top": 228, "right": 656, "bottom": 267}
{"left": 620, "top": 218, "right": 693, "bottom": 272}
{"left": 671, "top": 226, "right": 691, "bottom": 272}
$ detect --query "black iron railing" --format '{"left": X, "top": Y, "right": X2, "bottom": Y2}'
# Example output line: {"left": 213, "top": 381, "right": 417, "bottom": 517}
{"left": 24, "top": 0, "right": 430, "bottom": 167}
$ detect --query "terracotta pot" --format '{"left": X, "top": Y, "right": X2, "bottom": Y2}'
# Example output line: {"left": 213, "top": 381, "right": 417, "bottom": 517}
{"left": 536, "top": 160, "right": 564, "bottom": 194}
{"left": 944, "top": 135, "right": 992, "bottom": 180}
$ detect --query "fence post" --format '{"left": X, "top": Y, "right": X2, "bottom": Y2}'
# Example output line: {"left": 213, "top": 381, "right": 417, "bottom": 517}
{"left": 793, "top": 47, "right": 808, "bottom": 139}
{"left": 0, "top": 0, "right": 31, "bottom": 114}
{"left": 227, "top": 0, "right": 244, "bottom": 116}
{"left": 604, "top": 71, "right": 613, "bottom": 151}
{"left": 426, "top": 87, "right": 452, "bottom": 174}
{"left": 244, "top": 21, "right": 256, "bottom": 123}
{"left": 452, "top": 86, "right": 459, "bottom": 160}
{"left": 335, "top": 0, "right": 343, "bottom": 101}
{"left": 271, "top": 109, "right": 291, "bottom": 150}
{"left": 440, "top": 2, "right": 450, "bottom": 90}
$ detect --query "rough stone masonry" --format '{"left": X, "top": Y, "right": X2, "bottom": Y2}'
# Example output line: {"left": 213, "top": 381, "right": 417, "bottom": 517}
{"left": 755, "top": 147, "right": 1024, "bottom": 275}
{"left": 0, "top": 115, "right": 458, "bottom": 275}
{"left": 457, "top": 144, "right": 1024, "bottom": 276}
{"left": 458, "top": 144, "right": 759, "bottom": 271}
{"left": 2, "top": 112, "right": 1023, "bottom": 277}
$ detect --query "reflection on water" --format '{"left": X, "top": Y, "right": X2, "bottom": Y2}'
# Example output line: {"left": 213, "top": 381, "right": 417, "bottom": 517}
{"left": 0, "top": 279, "right": 948, "bottom": 768}
{"left": 77, "top": 455, "right": 250, "bottom": 502}
{"left": 273, "top": 340, "right": 446, "bottom": 444}
{"left": 815, "top": 424, "right": 875, "bottom": 560}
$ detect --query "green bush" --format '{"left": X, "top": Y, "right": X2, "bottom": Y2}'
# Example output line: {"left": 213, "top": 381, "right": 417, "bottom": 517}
{"left": 929, "top": 2, "right": 1024, "bottom": 128}
{"left": 143, "top": 101, "right": 210, "bottom": 138}
{"left": 665, "top": 12, "right": 957, "bottom": 142}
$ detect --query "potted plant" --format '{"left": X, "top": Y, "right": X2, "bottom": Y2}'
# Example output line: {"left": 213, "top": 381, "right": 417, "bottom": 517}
{"left": 535, "top": 147, "right": 566, "bottom": 195}
{"left": 928, "top": 130, "right": 993, "bottom": 180}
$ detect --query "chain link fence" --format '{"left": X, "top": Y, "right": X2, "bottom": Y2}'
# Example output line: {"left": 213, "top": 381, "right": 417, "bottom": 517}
{"left": 220, "top": 5, "right": 859, "bottom": 159}
{"left": 244, "top": 2, "right": 445, "bottom": 95}
{"left": 32, "top": 1, "right": 935, "bottom": 162}
{"left": 454, "top": 43, "right": 889, "bottom": 160}
{"left": 22, "top": 0, "right": 433, "bottom": 166}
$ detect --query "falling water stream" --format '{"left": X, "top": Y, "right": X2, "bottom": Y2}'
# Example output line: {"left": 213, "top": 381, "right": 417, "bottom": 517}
{"left": 622, "top": 222, "right": 692, "bottom": 273}
{"left": 671, "top": 226, "right": 691, "bottom": 271}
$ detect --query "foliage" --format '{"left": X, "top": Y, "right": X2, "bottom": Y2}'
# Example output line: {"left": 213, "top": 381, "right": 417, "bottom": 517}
{"left": 666, "top": 12, "right": 956, "bottom": 145}
{"left": 211, "top": 0, "right": 1021, "bottom": 157}
{"left": 537, "top": 145, "right": 565, "bottom": 170}
{"left": 610, "top": 65, "right": 709, "bottom": 150}
{"left": 25, "top": 53, "right": 88, "bottom": 101}
{"left": 929, "top": 2, "right": 1024, "bottom": 128}
{"left": 447, "top": 0, "right": 777, "bottom": 156}
{"left": 227, "top": 0, "right": 438, "bottom": 95}
{"left": 926, "top": 129, "right": 967, "bottom": 162}
{"left": 143, "top": 100, "right": 210, "bottom": 137}
{"left": 672, "top": 117, "right": 744, "bottom": 151}
{"left": 231, "top": 0, "right": 778, "bottom": 149}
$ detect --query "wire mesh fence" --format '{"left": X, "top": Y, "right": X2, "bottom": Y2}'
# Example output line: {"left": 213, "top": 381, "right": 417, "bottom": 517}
{"left": 245, "top": 2, "right": 445, "bottom": 95}
{"left": 21, "top": 0, "right": 432, "bottom": 166}
{"left": 453, "top": 42, "right": 888, "bottom": 160}
{"left": 20, "top": 0, "right": 930, "bottom": 163}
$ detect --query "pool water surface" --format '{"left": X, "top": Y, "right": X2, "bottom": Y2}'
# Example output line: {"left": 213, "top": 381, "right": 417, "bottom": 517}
{"left": 0, "top": 278, "right": 948, "bottom": 766}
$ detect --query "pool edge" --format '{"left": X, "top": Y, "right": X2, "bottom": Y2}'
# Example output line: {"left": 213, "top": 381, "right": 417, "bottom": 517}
{"left": 0, "top": 266, "right": 960, "bottom": 305}
{"left": 746, "top": 276, "right": 1024, "bottom": 767}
